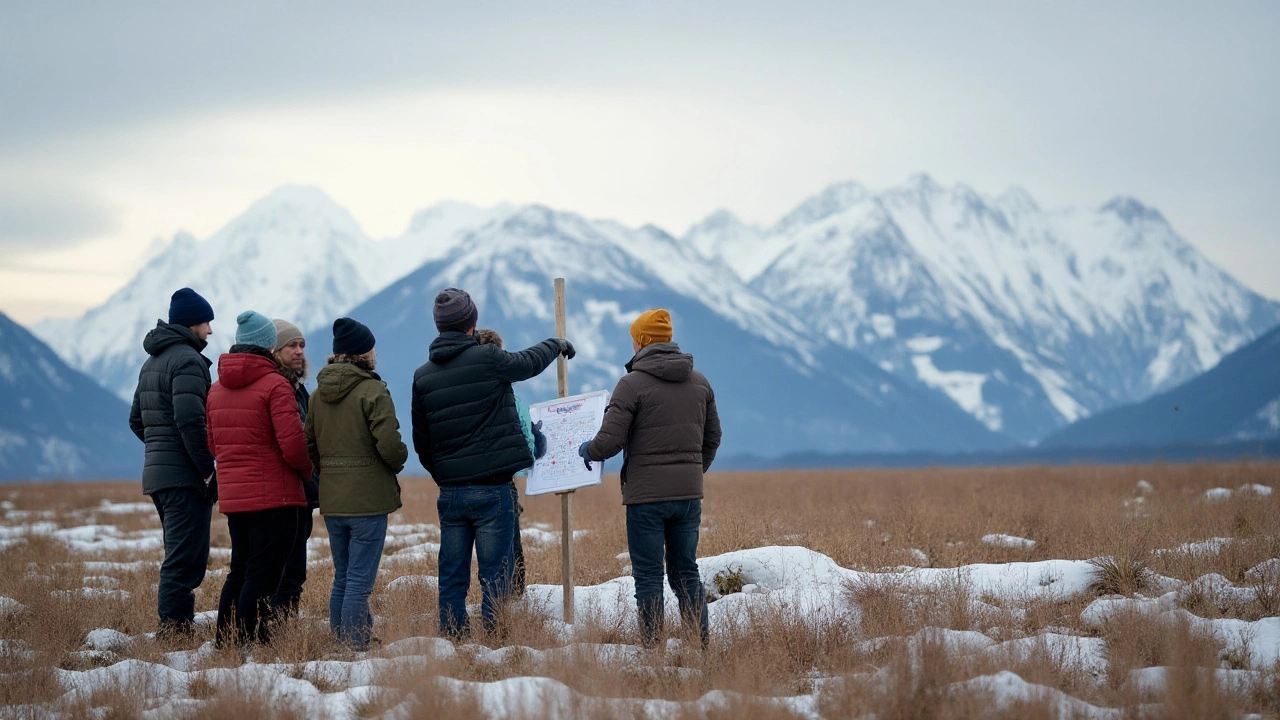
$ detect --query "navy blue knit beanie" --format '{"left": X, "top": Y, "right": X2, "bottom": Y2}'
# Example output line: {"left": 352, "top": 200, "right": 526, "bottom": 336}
{"left": 332, "top": 317, "right": 376, "bottom": 356}
{"left": 434, "top": 288, "right": 477, "bottom": 333}
{"left": 168, "top": 288, "right": 214, "bottom": 327}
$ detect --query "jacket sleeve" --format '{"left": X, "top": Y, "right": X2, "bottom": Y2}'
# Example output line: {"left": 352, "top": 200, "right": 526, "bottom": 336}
{"left": 494, "top": 339, "right": 560, "bottom": 383}
{"left": 587, "top": 377, "right": 637, "bottom": 461}
{"left": 304, "top": 406, "right": 320, "bottom": 472}
{"left": 365, "top": 383, "right": 409, "bottom": 474}
{"left": 172, "top": 358, "right": 216, "bottom": 478}
{"left": 701, "top": 383, "right": 722, "bottom": 472}
{"left": 128, "top": 386, "right": 144, "bottom": 442}
{"left": 268, "top": 378, "right": 313, "bottom": 477}
{"left": 410, "top": 374, "right": 434, "bottom": 476}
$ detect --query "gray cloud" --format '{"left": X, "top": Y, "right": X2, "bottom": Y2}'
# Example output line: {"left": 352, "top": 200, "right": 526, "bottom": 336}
{"left": 0, "top": 183, "right": 119, "bottom": 250}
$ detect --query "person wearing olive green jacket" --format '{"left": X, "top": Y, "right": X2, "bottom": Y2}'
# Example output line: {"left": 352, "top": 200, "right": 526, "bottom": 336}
{"left": 304, "top": 317, "right": 408, "bottom": 650}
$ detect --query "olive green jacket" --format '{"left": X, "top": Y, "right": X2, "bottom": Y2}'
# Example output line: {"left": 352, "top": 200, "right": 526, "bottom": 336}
{"left": 305, "top": 362, "right": 408, "bottom": 516}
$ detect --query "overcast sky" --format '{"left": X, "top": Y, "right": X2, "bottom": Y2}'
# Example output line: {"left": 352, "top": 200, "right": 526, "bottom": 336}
{"left": 1, "top": 1, "right": 1277, "bottom": 325}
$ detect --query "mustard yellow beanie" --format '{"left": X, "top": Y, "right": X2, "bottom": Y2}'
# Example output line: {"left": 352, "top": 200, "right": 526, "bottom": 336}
{"left": 630, "top": 309, "right": 673, "bottom": 348}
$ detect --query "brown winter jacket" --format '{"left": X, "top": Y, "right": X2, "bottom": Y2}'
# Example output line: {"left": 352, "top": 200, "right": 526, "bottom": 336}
{"left": 584, "top": 342, "right": 722, "bottom": 505}
{"left": 304, "top": 361, "right": 408, "bottom": 517}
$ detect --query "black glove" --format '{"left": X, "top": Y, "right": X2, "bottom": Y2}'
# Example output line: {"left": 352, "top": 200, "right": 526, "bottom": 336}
{"left": 202, "top": 472, "right": 218, "bottom": 506}
{"left": 556, "top": 339, "right": 576, "bottom": 360}
{"left": 532, "top": 421, "right": 548, "bottom": 460}
{"left": 578, "top": 441, "right": 592, "bottom": 471}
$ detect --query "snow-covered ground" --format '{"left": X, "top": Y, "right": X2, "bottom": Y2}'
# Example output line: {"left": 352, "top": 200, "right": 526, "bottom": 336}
{"left": 1, "top": 476, "right": 1277, "bottom": 719}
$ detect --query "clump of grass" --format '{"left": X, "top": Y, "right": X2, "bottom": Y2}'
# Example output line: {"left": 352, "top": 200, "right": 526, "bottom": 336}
{"left": 712, "top": 566, "right": 745, "bottom": 597}
{"left": 1087, "top": 556, "right": 1149, "bottom": 597}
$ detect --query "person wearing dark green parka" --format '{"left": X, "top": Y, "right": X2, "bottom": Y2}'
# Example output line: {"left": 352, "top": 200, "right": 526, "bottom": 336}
{"left": 304, "top": 317, "right": 408, "bottom": 650}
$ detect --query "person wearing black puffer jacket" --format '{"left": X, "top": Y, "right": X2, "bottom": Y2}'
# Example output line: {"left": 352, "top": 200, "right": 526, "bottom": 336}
{"left": 128, "top": 287, "right": 217, "bottom": 639}
{"left": 411, "top": 287, "right": 574, "bottom": 639}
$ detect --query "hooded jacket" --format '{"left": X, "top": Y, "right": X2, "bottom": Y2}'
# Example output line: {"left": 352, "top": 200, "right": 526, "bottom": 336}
{"left": 411, "top": 332, "right": 560, "bottom": 486}
{"left": 129, "top": 321, "right": 216, "bottom": 495}
{"left": 584, "top": 342, "right": 722, "bottom": 505}
{"left": 305, "top": 361, "right": 408, "bottom": 516}
{"left": 207, "top": 347, "right": 312, "bottom": 513}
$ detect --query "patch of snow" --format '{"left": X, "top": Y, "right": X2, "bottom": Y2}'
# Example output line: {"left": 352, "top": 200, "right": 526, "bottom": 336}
{"left": 982, "top": 534, "right": 1036, "bottom": 550}
{"left": 1135, "top": 480, "right": 1154, "bottom": 494}
{"left": 0, "top": 595, "right": 26, "bottom": 616}
{"left": 85, "top": 628, "right": 133, "bottom": 653}
{"left": 1204, "top": 487, "right": 1233, "bottom": 501}
{"left": 1237, "top": 483, "right": 1272, "bottom": 497}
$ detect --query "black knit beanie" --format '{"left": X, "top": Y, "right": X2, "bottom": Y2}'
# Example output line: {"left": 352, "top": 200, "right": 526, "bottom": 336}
{"left": 332, "top": 317, "right": 375, "bottom": 356}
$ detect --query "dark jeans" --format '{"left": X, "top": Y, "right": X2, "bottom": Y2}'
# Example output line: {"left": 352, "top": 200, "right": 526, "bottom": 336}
{"left": 217, "top": 506, "right": 298, "bottom": 647}
{"left": 627, "top": 499, "right": 709, "bottom": 649}
{"left": 151, "top": 487, "right": 212, "bottom": 633}
{"left": 437, "top": 484, "right": 516, "bottom": 639}
{"left": 325, "top": 514, "right": 388, "bottom": 650}
{"left": 510, "top": 482, "right": 526, "bottom": 596}
{"left": 274, "top": 507, "right": 314, "bottom": 616}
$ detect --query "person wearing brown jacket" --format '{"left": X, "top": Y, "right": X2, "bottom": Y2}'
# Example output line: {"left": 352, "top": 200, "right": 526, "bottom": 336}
{"left": 579, "top": 308, "right": 722, "bottom": 649}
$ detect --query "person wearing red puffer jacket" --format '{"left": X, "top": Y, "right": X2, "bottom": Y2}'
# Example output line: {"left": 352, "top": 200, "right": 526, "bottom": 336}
{"left": 207, "top": 310, "right": 313, "bottom": 648}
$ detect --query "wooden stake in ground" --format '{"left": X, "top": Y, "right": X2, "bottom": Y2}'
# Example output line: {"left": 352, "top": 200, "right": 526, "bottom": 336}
{"left": 554, "top": 277, "right": 575, "bottom": 624}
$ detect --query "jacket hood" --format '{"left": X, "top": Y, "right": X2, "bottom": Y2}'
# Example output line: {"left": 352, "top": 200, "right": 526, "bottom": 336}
{"left": 429, "top": 331, "right": 479, "bottom": 364}
{"left": 216, "top": 351, "right": 280, "bottom": 390}
{"left": 626, "top": 342, "right": 693, "bottom": 382}
{"left": 314, "top": 361, "right": 379, "bottom": 403}
{"left": 143, "top": 320, "right": 209, "bottom": 358}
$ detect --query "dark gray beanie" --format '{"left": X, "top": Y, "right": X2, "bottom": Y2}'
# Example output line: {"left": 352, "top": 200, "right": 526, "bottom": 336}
{"left": 434, "top": 288, "right": 478, "bottom": 333}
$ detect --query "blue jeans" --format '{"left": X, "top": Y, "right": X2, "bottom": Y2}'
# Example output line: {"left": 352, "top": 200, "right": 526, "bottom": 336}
{"left": 325, "top": 514, "right": 388, "bottom": 649}
{"left": 627, "top": 499, "right": 709, "bottom": 649}
{"left": 150, "top": 487, "right": 211, "bottom": 633}
{"left": 437, "top": 484, "right": 516, "bottom": 638}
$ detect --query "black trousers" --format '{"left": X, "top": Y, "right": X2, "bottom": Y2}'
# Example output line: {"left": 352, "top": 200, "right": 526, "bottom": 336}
{"left": 150, "top": 487, "right": 211, "bottom": 631}
{"left": 217, "top": 506, "right": 298, "bottom": 647}
{"left": 274, "top": 507, "right": 314, "bottom": 615}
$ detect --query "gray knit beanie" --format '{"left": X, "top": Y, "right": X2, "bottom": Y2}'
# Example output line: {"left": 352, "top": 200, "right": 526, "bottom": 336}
{"left": 433, "top": 288, "right": 478, "bottom": 333}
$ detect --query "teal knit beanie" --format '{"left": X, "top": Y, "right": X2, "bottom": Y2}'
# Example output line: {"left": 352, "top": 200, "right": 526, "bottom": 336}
{"left": 235, "top": 310, "right": 278, "bottom": 350}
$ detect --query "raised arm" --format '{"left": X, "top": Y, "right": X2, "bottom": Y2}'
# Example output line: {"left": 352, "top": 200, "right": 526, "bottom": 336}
{"left": 494, "top": 339, "right": 570, "bottom": 383}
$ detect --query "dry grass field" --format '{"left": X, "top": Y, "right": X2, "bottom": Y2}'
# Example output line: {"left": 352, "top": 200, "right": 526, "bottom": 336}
{"left": 1, "top": 462, "right": 1278, "bottom": 718}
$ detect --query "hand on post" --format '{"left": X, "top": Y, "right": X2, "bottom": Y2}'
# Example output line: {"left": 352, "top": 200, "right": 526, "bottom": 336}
{"left": 556, "top": 339, "right": 576, "bottom": 360}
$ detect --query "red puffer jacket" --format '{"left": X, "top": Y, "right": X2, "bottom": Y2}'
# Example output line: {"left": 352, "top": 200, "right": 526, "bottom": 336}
{"left": 207, "top": 351, "right": 313, "bottom": 513}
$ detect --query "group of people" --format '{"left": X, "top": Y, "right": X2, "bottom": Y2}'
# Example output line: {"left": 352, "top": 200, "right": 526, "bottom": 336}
{"left": 130, "top": 284, "right": 722, "bottom": 652}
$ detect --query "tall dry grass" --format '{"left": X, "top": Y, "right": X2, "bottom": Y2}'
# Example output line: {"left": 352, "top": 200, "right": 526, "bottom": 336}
{"left": 0, "top": 461, "right": 1276, "bottom": 717}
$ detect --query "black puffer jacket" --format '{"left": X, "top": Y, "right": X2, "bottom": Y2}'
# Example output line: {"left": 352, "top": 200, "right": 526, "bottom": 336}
{"left": 128, "top": 321, "right": 216, "bottom": 495}
{"left": 411, "top": 332, "right": 560, "bottom": 486}
{"left": 288, "top": 375, "right": 321, "bottom": 509}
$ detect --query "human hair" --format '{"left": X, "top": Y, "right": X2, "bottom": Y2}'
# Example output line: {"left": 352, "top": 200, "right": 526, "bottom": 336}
{"left": 474, "top": 328, "right": 503, "bottom": 349}
{"left": 327, "top": 351, "right": 376, "bottom": 372}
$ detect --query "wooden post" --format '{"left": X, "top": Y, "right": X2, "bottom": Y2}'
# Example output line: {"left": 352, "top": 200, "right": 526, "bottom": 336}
{"left": 554, "top": 277, "right": 575, "bottom": 624}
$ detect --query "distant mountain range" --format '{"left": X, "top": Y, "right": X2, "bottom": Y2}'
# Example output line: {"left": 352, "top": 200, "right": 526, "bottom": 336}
{"left": 1042, "top": 324, "right": 1280, "bottom": 449}
{"left": 11, "top": 177, "right": 1276, "bottom": 479}
{"left": 0, "top": 311, "right": 139, "bottom": 481}
{"left": 307, "top": 205, "right": 1009, "bottom": 471}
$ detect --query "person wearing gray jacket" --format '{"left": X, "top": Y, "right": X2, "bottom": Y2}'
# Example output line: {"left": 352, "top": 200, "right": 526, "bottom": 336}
{"left": 579, "top": 308, "right": 722, "bottom": 649}
{"left": 128, "top": 287, "right": 217, "bottom": 638}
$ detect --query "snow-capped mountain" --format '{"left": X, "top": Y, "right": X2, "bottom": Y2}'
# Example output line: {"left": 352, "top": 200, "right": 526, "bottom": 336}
{"left": 689, "top": 176, "right": 1280, "bottom": 442}
{"left": 307, "top": 205, "right": 1009, "bottom": 471}
{"left": 34, "top": 187, "right": 503, "bottom": 400}
{"left": 1042, "top": 323, "right": 1280, "bottom": 449}
{"left": 0, "top": 311, "right": 139, "bottom": 481}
